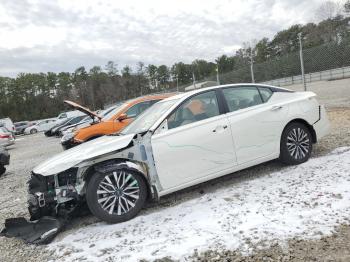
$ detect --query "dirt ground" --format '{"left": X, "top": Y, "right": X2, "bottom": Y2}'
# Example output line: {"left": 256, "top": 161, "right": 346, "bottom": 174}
{"left": 0, "top": 95, "right": 349, "bottom": 261}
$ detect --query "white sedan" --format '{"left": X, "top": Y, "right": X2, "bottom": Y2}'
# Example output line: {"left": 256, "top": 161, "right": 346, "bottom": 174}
{"left": 24, "top": 118, "right": 56, "bottom": 134}
{"left": 28, "top": 84, "right": 330, "bottom": 223}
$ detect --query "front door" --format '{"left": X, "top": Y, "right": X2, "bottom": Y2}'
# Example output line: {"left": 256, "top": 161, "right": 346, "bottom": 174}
{"left": 151, "top": 90, "right": 236, "bottom": 190}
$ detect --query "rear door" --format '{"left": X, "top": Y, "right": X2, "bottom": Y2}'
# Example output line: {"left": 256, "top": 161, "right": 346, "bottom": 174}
{"left": 221, "top": 86, "right": 288, "bottom": 164}
{"left": 151, "top": 90, "right": 236, "bottom": 190}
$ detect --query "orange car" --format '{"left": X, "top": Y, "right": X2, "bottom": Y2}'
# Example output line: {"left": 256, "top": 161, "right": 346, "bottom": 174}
{"left": 61, "top": 94, "right": 175, "bottom": 149}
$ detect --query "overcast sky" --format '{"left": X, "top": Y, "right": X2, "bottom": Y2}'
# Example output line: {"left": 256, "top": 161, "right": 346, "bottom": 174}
{"left": 0, "top": 0, "right": 322, "bottom": 77}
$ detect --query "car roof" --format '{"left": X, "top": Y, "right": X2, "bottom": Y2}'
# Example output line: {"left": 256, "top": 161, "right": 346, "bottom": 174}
{"left": 161, "top": 83, "right": 292, "bottom": 103}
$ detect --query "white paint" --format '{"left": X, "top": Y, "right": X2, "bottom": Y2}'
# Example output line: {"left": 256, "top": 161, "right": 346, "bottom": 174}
{"left": 152, "top": 114, "right": 236, "bottom": 190}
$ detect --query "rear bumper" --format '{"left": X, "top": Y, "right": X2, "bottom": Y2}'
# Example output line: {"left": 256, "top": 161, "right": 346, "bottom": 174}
{"left": 313, "top": 105, "right": 330, "bottom": 141}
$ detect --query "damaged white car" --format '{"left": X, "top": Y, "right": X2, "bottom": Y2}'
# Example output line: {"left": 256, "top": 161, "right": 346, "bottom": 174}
{"left": 28, "top": 84, "right": 330, "bottom": 223}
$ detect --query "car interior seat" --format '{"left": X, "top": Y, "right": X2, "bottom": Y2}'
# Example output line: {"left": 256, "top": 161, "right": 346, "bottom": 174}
{"left": 179, "top": 108, "right": 196, "bottom": 126}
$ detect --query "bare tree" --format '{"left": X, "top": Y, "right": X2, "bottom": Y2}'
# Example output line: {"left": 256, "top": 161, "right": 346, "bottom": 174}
{"left": 345, "top": 0, "right": 350, "bottom": 15}
{"left": 316, "top": 1, "right": 343, "bottom": 20}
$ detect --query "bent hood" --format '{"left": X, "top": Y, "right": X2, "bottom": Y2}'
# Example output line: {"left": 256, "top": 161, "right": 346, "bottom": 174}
{"left": 33, "top": 134, "right": 135, "bottom": 176}
{"left": 64, "top": 100, "right": 102, "bottom": 121}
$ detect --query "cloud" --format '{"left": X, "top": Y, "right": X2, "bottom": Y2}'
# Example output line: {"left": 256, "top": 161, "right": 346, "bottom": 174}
{"left": 0, "top": 0, "right": 321, "bottom": 77}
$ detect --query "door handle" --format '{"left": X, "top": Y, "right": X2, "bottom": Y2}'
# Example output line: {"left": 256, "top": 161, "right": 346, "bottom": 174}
{"left": 271, "top": 105, "right": 283, "bottom": 111}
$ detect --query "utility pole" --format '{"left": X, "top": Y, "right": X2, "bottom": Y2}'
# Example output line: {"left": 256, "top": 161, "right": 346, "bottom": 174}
{"left": 298, "top": 33, "right": 307, "bottom": 91}
{"left": 192, "top": 72, "right": 196, "bottom": 89}
{"left": 216, "top": 65, "right": 220, "bottom": 85}
{"left": 176, "top": 76, "right": 179, "bottom": 92}
{"left": 250, "top": 48, "right": 255, "bottom": 83}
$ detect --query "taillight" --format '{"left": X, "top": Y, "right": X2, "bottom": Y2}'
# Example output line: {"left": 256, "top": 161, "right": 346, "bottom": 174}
{"left": 0, "top": 135, "right": 10, "bottom": 138}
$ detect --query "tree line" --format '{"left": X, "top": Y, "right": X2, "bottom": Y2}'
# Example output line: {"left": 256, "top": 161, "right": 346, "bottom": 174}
{"left": 1, "top": 1, "right": 350, "bottom": 121}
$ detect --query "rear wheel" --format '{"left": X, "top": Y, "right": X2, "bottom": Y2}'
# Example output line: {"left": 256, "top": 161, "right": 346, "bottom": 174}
{"left": 30, "top": 128, "right": 38, "bottom": 134}
{"left": 86, "top": 169, "right": 147, "bottom": 223}
{"left": 280, "top": 122, "right": 312, "bottom": 165}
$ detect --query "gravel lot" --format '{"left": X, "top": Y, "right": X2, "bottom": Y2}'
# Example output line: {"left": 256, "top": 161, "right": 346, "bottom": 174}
{"left": 0, "top": 82, "right": 349, "bottom": 262}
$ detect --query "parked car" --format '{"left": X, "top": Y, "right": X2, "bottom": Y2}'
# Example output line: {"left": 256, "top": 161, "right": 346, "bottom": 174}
{"left": 51, "top": 115, "right": 87, "bottom": 137}
{"left": 0, "top": 118, "right": 15, "bottom": 134}
{"left": 56, "top": 110, "right": 85, "bottom": 121}
{"left": 28, "top": 84, "right": 330, "bottom": 223}
{"left": 60, "top": 94, "right": 174, "bottom": 149}
{"left": 14, "top": 121, "right": 30, "bottom": 135}
{"left": 24, "top": 119, "right": 56, "bottom": 134}
{"left": 60, "top": 104, "right": 122, "bottom": 138}
{"left": 44, "top": 118, "right": 73, "bottom": 137}
{"left": 58, "top": 116, "right": 91, "bottom": 137}
{"left": 0, "top": 146, "right": 10, "bottom": 176}
{"left": 0, "top": 127, "right": 15, "bottom": 147}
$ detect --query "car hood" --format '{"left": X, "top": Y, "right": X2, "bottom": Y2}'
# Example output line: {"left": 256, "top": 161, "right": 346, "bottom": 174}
{"left": 64, "top": 100, "right": 102, "bottom": 120}
{"left": 33, "top": 133, "right": 135, "bottom": 176}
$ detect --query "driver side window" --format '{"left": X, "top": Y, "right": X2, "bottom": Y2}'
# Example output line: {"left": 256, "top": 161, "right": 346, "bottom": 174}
{"left": 167, "top": 91, "right": 220, "bottom": 130}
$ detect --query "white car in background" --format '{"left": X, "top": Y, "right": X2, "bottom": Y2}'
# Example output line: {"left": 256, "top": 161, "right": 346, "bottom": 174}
{"left": 0, "top": 127, "right": 15, "bottom": 147}
{"left": 24, "top": 119, "right": 56, "bottom": 134}
{"left": 0, "top": 118, "right": 15, "bottom": 134}
{"left": 28, "top": 84, "right": 330, "bottom": 223}
{"left": 56, "top": 110, "right": 86, "bottom": 122}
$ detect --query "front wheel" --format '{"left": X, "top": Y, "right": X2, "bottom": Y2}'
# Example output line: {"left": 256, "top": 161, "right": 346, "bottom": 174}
{"left": 30, "top": 128, "right": 38, "bottom": 134}
{"left": 86, "top": 169, "right": 147, "bottom": 223}
{"left": 280, "top": 122, "right": 312, "bottom": 165}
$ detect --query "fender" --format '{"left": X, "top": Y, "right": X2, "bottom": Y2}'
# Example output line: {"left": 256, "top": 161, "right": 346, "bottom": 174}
{"left": 81, "top": 133, "right": 162, "bottom": 201}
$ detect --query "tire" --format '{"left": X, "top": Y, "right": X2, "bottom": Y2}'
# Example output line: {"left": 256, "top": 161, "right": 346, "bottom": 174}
{"left": 86, "top": 168, "right": 147, "bottom": 223}
{"left": 280, "top": 122, "right": 312, "bottom": 165}
{"left": 30, "top": 128, "right": 38, "bottom": 134}
{"left": 0, "top": 165, "right": 5, "bottom": 176}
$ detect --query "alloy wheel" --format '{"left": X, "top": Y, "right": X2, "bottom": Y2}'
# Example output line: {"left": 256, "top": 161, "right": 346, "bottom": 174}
{"left": 97, "top": 171, "right": 140, "bottom": 215}
{"left": 286, "top": 127, "right": 310, "bottom": 160}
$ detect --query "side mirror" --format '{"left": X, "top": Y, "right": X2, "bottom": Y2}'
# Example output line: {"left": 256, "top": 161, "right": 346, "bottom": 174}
{"left": 117, "top": 113, "right": 128, "bottom": 122}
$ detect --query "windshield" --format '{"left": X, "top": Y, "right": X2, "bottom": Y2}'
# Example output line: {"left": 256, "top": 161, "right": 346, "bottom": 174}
{"left": 121, "top": 99, "right": 179, "bottom": 135}
{"left": 101, "top": 103, "right": 126, "bottom": 121}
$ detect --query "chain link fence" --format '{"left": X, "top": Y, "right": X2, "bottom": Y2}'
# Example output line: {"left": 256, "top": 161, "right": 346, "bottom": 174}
{"left": 176, "top": 37, "right": 350, "bottom": 92}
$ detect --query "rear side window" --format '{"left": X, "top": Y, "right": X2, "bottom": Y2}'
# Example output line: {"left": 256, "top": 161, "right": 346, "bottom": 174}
{"left": 222, "top": 86, "right": 263, "bottom": 112}
{"left": 258, "top": 87, "right": 273, "bottom": 102}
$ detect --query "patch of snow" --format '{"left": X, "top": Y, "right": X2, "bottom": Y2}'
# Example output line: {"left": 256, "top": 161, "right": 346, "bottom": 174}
{"left": 49, "top": 147, "right": 350, "bottom": 261}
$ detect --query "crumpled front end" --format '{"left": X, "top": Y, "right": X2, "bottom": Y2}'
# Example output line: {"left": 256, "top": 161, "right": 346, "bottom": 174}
{"left": 27, "top": 168, "right": 85, "bottom": 220}
{"left": 1, "top": 169, "right": 85, "bottom": 245}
